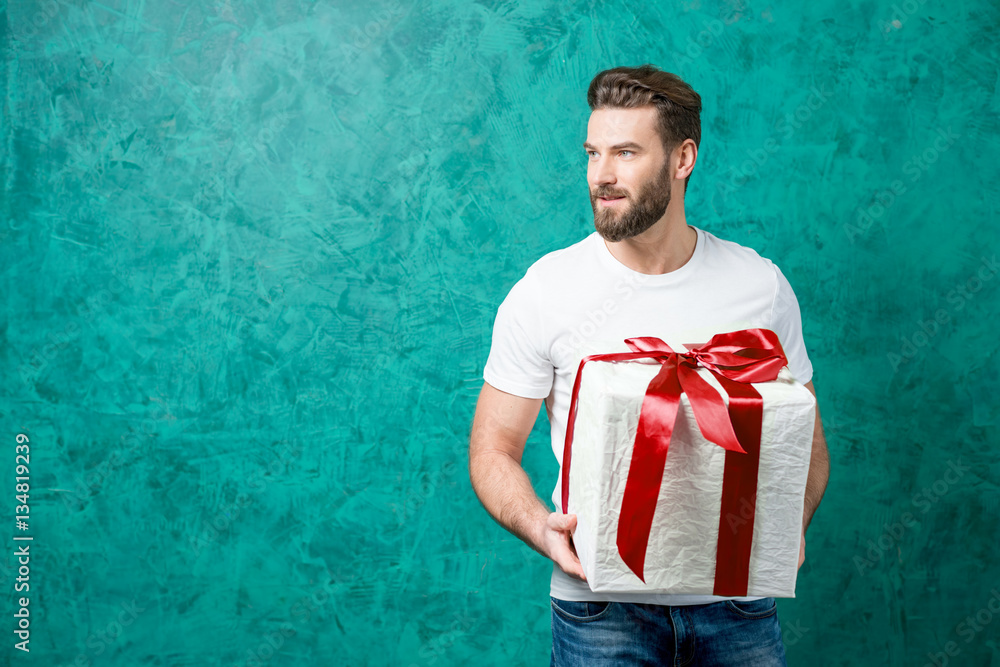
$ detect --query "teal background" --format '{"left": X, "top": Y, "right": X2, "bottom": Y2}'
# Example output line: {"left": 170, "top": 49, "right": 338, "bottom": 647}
{"left": 2, "top": 0, "right": 998, "bottom": 665}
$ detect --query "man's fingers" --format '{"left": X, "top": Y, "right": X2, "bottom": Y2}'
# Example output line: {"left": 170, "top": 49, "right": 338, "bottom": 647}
{"left": 547, "top": 512, "right": 577, "bottom": 532}
{"left": 545, "top": 513, "right": 586, "bottom": 581}
{"left": 551, "top": 541, "right": 587, "bottom": 581}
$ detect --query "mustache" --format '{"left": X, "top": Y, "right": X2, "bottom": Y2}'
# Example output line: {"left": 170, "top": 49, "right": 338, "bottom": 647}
{"left": 594, "top": 191, "right": 628, "bottom": 198}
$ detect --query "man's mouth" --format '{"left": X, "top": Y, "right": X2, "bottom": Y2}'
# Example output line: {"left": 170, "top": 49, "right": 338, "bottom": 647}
{"left": 599, "top": 195, "right": 626, "bottom": 205}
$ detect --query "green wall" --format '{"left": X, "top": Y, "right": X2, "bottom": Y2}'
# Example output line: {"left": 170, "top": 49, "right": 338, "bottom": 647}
{"left": 2, "top": 0, "right": 998, "bottom": 664}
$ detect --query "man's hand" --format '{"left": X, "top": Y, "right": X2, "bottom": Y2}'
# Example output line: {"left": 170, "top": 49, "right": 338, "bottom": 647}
{"left": 470, "top": 383, "right": 592, "bottom": 582}
{"left": 798, "top": 529, "right": 806, "bottom": 569}
{"left": 542, "top": 512, "right": 587, "bottom": 582}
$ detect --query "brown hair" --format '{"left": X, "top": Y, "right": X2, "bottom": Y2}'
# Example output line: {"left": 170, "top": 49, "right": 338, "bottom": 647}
{"left": 587, "top": 64, "right": 702, "bottom": 193}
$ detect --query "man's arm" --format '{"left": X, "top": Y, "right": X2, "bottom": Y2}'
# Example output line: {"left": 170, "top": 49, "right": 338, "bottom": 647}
{"left": 801, "top": 380, "right": 829, "bottom": 535}
{"left": 468, "top": 381, "right": 587, "bottom": 581}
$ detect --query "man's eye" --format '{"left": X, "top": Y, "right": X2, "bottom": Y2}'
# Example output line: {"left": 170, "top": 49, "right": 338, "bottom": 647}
{"left": 586, "top": 150, "right": 633, "bottom": 157}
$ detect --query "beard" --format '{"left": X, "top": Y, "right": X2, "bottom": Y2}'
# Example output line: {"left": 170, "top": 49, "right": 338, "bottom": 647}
{"left": 591, "top": 162, "right": 672, "bottom": 242}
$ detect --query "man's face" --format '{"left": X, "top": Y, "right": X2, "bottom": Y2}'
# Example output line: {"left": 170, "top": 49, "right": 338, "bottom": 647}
{"left": 585, "top": 106, "right": 673, "bottom": 242}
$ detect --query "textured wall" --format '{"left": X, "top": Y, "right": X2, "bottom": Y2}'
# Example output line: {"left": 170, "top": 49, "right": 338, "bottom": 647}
{"left": 1, "top": 0, "right": 998, "bottom": 665}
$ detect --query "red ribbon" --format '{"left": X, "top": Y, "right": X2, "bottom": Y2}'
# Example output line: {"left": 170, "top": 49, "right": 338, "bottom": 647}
{"left": 560, "top": 328, "right": 788, "bottom": 594}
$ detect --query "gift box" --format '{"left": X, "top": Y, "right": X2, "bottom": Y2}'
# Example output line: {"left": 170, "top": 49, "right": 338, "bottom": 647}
{"left": 561, "top": 329, "right": 816, "bottom": 597}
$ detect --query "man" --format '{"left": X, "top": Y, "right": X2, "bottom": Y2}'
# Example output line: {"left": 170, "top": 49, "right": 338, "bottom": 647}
{"left": 469, "top": 64, "right": 829, "bottom": 665}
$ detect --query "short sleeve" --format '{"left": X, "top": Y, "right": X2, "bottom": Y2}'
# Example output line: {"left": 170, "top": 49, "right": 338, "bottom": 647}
{"left": 769, "top": 263, "right": 814, "bottom": 385}
{"left": 483, "top": 272, "right": 554, "bottom": 399}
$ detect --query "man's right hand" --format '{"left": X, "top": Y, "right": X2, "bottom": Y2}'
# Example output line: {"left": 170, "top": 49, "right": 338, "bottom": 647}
{"left": 541, "top": 512, "right": 587, "bottom": 582}
{"left": 469, "top": 383, "right": 589, "bottom": 583}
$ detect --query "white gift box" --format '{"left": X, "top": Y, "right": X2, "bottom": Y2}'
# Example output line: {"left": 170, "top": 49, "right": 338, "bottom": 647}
{"left": 563, "top": 334, "right": 816, "bottom": 596}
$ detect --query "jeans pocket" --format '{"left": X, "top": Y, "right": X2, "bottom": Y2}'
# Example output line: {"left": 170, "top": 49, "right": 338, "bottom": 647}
{"left": 724, "top": 597, "right": 778, "bottom": 620}
{"left": 550, "top": 596, "right": 614, "bottom": 623}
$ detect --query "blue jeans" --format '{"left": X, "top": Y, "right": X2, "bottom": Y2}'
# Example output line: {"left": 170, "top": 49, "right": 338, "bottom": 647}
{"left": 550, "top": 596, "right": 787, "bottom": 666}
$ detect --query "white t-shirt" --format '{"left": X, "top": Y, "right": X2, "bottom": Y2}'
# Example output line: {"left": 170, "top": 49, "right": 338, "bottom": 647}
{"left": 482, "top": 224, "right": 814, "bottom": 606}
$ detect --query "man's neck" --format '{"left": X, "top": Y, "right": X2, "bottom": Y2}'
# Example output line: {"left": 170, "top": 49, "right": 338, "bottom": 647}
{"left": 604, "top": 220, "right": 697, "bottom": 276}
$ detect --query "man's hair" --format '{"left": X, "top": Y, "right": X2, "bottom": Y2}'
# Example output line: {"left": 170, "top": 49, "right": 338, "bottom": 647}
{"left": 587, "top": 64, "right": 702, "bottom": 194}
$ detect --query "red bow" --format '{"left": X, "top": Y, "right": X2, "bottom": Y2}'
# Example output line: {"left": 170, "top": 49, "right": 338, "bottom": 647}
{"left": 561, "top": 328, "right": 788, "bottom": 592}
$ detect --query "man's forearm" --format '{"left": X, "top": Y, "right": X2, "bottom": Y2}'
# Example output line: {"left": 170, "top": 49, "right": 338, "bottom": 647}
{"left": 802, "top": 417, "right": 829, "bottom": 534}
{"left": 470, "top": 450, "right": 551, "bottom": 555}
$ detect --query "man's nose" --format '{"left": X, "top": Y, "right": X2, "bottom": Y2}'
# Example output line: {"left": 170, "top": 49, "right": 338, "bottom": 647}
{"left": 590, "top": 157, "right": 617, "bottom": 186}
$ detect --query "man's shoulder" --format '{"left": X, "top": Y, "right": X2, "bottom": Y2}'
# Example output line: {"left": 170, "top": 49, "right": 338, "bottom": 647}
{"left": 497, "top": 233, "right": 595, "bottom": 307}
{"left": 699, "top": 228, "right": 780, "bottom": 281}
{"left": 524, "top": 232, "right": 595, "bottom": 279}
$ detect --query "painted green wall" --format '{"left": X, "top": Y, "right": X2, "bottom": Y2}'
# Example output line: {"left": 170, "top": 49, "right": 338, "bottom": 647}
{"left": 2, "top": 0, "right": 998, "bottom": 664}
